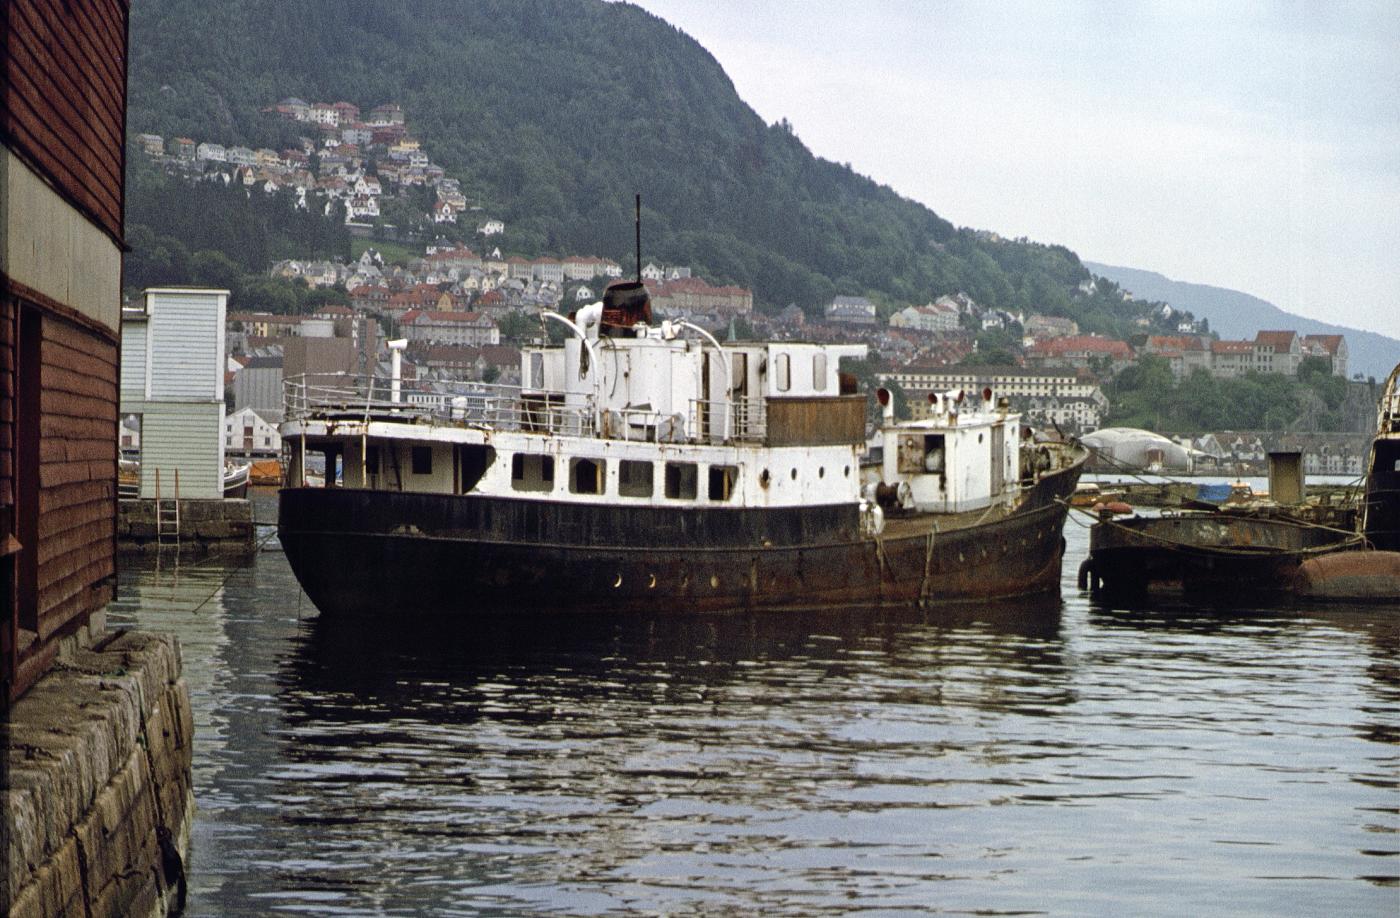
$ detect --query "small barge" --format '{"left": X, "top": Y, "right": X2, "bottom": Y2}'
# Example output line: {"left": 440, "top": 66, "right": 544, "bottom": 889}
{"left": 1080, "top": 361, "right": 1400, "bottom": 602}
{"left": 1078, "top": 511, "right": 1366, "bottom": 597}
{"left": 277, "top": 282, "right": 1087, "bottom": 617}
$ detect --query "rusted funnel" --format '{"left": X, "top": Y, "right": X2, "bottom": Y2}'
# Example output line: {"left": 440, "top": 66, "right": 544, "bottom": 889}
{"left": 600, "top": 280, "right": 651, "bottom": 336}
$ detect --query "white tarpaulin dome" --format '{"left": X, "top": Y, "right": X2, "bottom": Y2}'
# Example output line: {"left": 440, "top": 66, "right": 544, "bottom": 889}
{"left": 1081, "top": 427, "right": 1196, "bottom": 472}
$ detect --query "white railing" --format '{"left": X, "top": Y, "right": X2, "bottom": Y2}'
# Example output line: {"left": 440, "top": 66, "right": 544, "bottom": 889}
{"left": 283, "top": 373, "right": 595, "bottom": 437}
{"left": 689, "top": 397, "right": 767, "bottom": 444}
{"left": 284, "top": 374, "right": 769, "bottom": 445}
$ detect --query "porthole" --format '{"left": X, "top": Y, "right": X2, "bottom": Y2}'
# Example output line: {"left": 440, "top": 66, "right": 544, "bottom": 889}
{"left": 844, "top": 466, "right": 850, "bottom": 477}
{"left": 760, "top": 469, "right": 771, "bottom": 488}
{"left": 790, "top": 468, "right": 797, "bottom": 480}
{"left": 819, "top": 467, "right": 825, "bottom": 478}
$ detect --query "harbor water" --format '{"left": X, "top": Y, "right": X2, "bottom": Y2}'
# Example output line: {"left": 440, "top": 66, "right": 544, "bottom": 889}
{"left": 107, "top": 488, "right": 1399, "bottom": 916}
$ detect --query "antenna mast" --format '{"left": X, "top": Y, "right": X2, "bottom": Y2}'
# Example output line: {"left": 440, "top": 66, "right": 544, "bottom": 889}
{"left": 634, "top": 193, "right": 642, "bottom": 284}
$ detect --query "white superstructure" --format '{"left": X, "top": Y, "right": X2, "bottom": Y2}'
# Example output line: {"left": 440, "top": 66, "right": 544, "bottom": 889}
{"left": 282, "top": 302, "right": 1032, "bottom": 518}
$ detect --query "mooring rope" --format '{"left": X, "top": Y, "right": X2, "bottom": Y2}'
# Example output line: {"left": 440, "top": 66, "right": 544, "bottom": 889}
{"left": 1061, "top": 498, "right": 1370, "bottom": 557}
{"left": 918, "top": 525, "right": 936, "bottom": 607}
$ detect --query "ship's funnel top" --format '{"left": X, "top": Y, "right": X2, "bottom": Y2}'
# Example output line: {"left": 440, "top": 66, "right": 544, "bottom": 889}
{"left": 600, "top": 280, "right": 652, "bottom": 337}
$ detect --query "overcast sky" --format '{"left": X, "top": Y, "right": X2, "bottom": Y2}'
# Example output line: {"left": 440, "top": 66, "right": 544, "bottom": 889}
{"left": 631, "top": 0, "right": 1400, "bottom": 338}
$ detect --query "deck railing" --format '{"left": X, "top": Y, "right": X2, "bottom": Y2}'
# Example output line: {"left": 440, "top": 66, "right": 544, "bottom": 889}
{"left": 283, "top": 373, "right": 596, "bottom": 437}
{"left": 284, "top": 374, "right": 774, "bottom": 445}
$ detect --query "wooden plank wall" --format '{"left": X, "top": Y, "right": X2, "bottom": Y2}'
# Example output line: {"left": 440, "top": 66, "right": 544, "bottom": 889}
{"left": 1, "top": 298, "right": 12, "bottom": 515}
{"left": 1, "top": 298, "right": 14, "bottom": 690}
{"left": 2, "top": 0, "right": 129, "bottom": 242}
{"left": 766, "top": 396, "right": 867, "bottom": 447}
{"left": 36, "top": 311, "right": 118, "bottom": 641}
{"left": 3, "top": 0, "right": 129, "bottom": 698}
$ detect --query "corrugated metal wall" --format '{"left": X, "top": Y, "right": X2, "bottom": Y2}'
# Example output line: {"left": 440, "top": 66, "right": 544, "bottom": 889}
{"left": 234, "top": 366, "right": 285, "bottom": 422}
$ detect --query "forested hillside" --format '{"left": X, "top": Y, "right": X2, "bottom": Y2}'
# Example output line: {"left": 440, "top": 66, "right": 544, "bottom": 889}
{"left": 126, "top": 0, "right": 1174, "bottom": 331}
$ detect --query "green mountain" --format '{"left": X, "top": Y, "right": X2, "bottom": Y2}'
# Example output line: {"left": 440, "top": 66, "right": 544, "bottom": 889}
{"left": 126, "top": 0, "right": 1171, "bottom": 333}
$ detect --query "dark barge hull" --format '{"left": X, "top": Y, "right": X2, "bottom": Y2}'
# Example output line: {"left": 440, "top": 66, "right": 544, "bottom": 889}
{"left": 1080, "top": 512, "right": 1364, "bottom": 598}
{"left": 278, "top": 458, "right": 1084, "bottom": 617}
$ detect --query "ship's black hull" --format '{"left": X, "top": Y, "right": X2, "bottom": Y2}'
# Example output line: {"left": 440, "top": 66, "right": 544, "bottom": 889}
{"left": 278, "top": 460, "right": 1083, "bottom": 617}
{"left": 1079, "top": 512, "right": 1364, "bottom": 598}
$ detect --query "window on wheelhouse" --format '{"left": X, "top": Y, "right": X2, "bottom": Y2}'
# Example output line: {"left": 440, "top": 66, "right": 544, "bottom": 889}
{"left": 618, "top": 460, "right": 654, "bottom": 497}
{"left": 813, "top": 352, "right": 827, "bottom": 391}
{"left": 511, "top": 453, "right": 555, "bottom": 492}
{"left": 570, "top": 457, "right": 605, "bottom": 495}
{"left": 775, "top": 352, "right": 791, "bottom": 392}
{"left": 664, "top": 462, "right": 698, "bottom": 499}
{"left": 708, "top": 465, "right": 737, "bottom": 501}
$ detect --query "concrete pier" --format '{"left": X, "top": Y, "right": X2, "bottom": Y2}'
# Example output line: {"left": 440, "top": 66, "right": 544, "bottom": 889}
{"left": 117, "top": 498, "right": 255, "bottom": 554}
{"left": 3, "top": 629, "right": 194, "bottom": 918}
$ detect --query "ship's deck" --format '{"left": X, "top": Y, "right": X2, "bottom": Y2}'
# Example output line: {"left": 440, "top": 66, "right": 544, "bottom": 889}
{"left": 880, "top": 502, "right": 1016, "bottom": 540}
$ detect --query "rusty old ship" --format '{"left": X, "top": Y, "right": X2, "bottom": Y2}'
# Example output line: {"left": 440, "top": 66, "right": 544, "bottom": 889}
{"left": 277, "top": 282, "right": 1087, "bottom": 616}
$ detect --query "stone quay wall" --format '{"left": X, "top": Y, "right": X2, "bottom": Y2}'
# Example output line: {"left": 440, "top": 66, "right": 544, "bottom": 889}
{"left": 118, "top": 497, "right": 255, "bottom": 554}
{"left": 3, "top": 629, "right": 194, "bottom": 918}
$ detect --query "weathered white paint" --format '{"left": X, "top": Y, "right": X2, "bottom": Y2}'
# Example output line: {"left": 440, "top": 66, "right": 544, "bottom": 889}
{"left": 134, "top": 402, "right": 225, "bottom": 499}
{"left": 144, "top": 288, "right": 228, "bottom": 401}
{"left": 880, "top": 410, "right": 1022, "bottom": 513}
{"left": 0, "top": 150, "right": 122, "bottom": 331}
{"left": 118, "top": 289, "right": 230, "bottom": 499}
{"left": 119, "top": 311, "right": 149, "bottom": 400}
{"left": 282, "top": 417, "right": 864, "bottom": 509}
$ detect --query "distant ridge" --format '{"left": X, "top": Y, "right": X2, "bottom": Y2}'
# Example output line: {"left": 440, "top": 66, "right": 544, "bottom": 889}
{"left": 1085, "top": 262, "right": 1400, "bottom": 381}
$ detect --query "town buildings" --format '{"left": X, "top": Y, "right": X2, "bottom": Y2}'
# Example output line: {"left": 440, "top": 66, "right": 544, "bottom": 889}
{"left": 1141, "top": 334, "right": 1211, "bottom": 381}
{"left": 1023, "top": 315, "right": 1079, "bottom": 339}
{"left": 1025, "top": 335, "right": 1136, "bottom": 375}
{"left": 825, "top": 295, "right": 878, "bottom": 325}
{"left": 879, "top": 365, "right": 1108, "bottom": 432}
{"left": 224, "top": 407, "right": 282, "bottom": 457}
{"left": 649, "top": 276, "right": 754, "bottom": 317}
{"left": 889, "top": 301, "right": 959, "bottom": 333}
{"left": 400, "top": 309, "right": 501, "bottom": 347}
{"left": 1146, "top": 330, "right": 1349, "bottom": 380}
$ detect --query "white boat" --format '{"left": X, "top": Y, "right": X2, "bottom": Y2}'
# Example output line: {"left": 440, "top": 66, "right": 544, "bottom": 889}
{"left": 277, "top": 281, "right": 1087, "bottom": 617}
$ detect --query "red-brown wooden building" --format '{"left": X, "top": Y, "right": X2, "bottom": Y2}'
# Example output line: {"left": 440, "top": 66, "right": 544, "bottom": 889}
{"left": 3, "top": 0, "right": 130, "bottom": 701}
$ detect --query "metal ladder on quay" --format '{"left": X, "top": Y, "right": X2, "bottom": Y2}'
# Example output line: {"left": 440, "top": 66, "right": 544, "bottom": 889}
{"left": 155, "top": 468, "right": 181, "bottom": 546}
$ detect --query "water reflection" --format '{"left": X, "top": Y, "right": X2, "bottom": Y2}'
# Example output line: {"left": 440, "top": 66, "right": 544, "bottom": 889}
{"left": 107, "top": 519, "right": 1398, "bottom": 916}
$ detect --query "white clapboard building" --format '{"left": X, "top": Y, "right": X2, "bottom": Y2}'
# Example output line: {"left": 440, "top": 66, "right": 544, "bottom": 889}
{"left": 119, "top": 288, "right": 229, "bottom": 498}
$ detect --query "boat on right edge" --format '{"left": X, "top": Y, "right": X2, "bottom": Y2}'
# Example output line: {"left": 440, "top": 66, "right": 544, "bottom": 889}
{"left": 1361, "top": 362, "right": 1400, "bottom": 552}
{"left": 1079, "top": 362, "right": 1400, "bottom": 602}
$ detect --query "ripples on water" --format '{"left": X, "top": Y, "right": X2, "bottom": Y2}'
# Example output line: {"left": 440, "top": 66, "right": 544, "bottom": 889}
{"left": 107, "top": 499, "right": 1399, "bottom": 916}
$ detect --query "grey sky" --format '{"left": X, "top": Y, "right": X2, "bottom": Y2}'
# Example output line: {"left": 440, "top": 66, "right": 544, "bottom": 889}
{"left": 631, "top": 0, "right": 1400, "bottom": 338}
